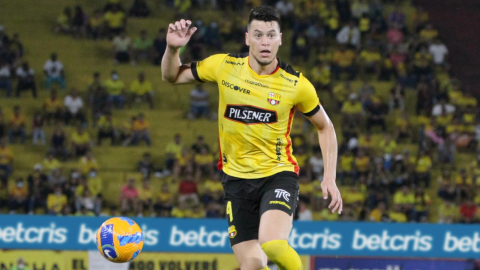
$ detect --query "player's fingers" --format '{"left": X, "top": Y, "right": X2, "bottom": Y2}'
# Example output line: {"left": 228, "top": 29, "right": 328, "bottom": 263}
{"left": 180, "top": 19, "right": 186, "bottom": 29}
{"left": 321, "top": 185, "right": 328, "bottom": 200}
{"left": 339, "top": 196, "right": 343, "bottom": 214}
{"left": 175, "top": 21, "right": 181, "bottom": 30}
{"left": 168, "top": 23, "right": 176, "bottom": 31}
{"left": 187, "top": 27, "right": 197, "bottom": 37}
{"left": 328, "top": 192, "right": 337, "bottom": 209}
{"left": 186, "top": 20, "right": 192, "bottom": 26}
{"left": 332, "top": 194, "right": 341, "bottom": 213}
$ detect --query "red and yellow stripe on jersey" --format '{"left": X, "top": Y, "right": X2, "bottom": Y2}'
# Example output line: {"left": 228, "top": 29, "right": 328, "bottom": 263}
{"left": 192, "top": 53, "right": 320, "bottom": 179}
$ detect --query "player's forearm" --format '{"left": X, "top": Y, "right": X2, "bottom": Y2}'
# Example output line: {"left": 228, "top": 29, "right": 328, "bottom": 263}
{"left": 161, "top": 47, "right": 182, "bottom": 83}
{"left": 317, "top": 123, "right": 338, "bottom": 182}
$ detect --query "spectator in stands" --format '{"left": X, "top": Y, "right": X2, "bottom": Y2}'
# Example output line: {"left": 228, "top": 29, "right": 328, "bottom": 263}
{"left": 137, "top": 179, "right": 154, "bottom": 217}
{"left": 336, "top": 21, "right": 361, "bottom": 48}
{"left": 204, "top": 22, "right": 222, "bottom": 50}
{"left": 459, "top": 198, "right": 477, "bottom": 224}
{"left": 71, "top": 6, "right": 87, "bottom": 38}
{"left": 8, "top": 105, "right": 26, "bottom": 144}
{"left": 394, "top": 111, "right": 412, "bottom": 143}
{"left": 429, "top": 38, "right": 448, "bottom": 66}
{"left": 189, "top": 84, "right": 210, "bottom": 120}
{"left": 64, "top": 88, "right": 85, "bottom": 125}
{"left": 389, "top": 83, "right": 405, "bottom": 112}
{"left": 120, "top": 177, "right": 138, "bottom": 215}
{"left": 178, "top": 173, "right": 199, "bottom": 205}
{"left": 112, "top": 32, "right": 132, "bottom": 65}
{"left": 43, "top": 89, "right": 63, "bottom": 124}
{"left": 71, "top": 125, "right": 91, "bottom": 158}
{"left": 194, "top": 146, "right": 214, "bottom": 181}
{"left": 388, "top": 5, "right": 405, "bottom": 27}
{"left": 129, "top": 0, "right": 150, "bottom": 17}
{"left": 97, "top": 112, "right": 116, "bottom": 146}
{"left": 56, "top": 7, "right": 72, "bottom": 34}
{"left": 332, "top": 45, "right": 356, "bottom": 80}
{"left": 369, "top": 202, "right": 388, "bottom": 222}
{"left": 415, "top": 150, "right": 432, "bottom": 187}
{"left": 191, "top": 135, "right": 210, "bottom": 154}
{"left": 104, "top": 5, "right": 126, "bottom": 38}
{"left": 276, "top": 0, "right": 294, "bottom": 25}
{"left": 388, "top": 204, "right": 407, "bottom": 223}
{"left": 8, "top": 178, "right": 28, "bottom": 214}
{"left": 0, "top": 61, "right": 12, "bottom": 97}
{"left": 32, "top": 112, "right": 46, "bottom": 146}
{"left": 365, "top": 96, "right": 387, "bottom": 133}
{"left": 0, "top": 108, "right": 5, "bottom": 140}
{"left": 414, "top": 187, "right": 431, "bottom": 222}
{"left": 413, "top": 45, "right": 433, "bottom": 81}
{"left": 120, "top": 116, "right": 136, "bottom": 146}
{"left": 310, "top": 61, "right": 332, "bottom": 91}
{"left": 137, "top": 152, "right": 154, "bottom": 178}
{"left": 152, "top": 28, "right": 167, "bottom": 66}
{"left": 165, "top": 134, "right": 182, "bottom": 173}
{"left": 49, "top": 122, "right": 69, "bottom": 161}
{"left": 154, "top": 183, "right": 173, "bottom": 216}
{"left": 358, "top": 45, "right": 381, "bottom": 79}
{"left": 129, "top": 72, "right": 154, "bottom": 110}
{"left": 341, "top": 93, "right": 362, "bottom": 129}
{"left": 393, "top": 185, "right": 415, "bottom": 221}
{"left": 43, "top": 53, "right": 66, "bottom": 90}
{"left": 28, "top": 172, "right": 48, "bottom": 214}
{"left": 87, "top": 10, "right": 105, "bottom": 40}
{"left": 0, "top": 138, "right": 12, "bottom": 181}
{"left": 87, "top": 72, "right": 109, "bottom": 123}
{"left": 79, "top": 151, "right": 98, "bottom": 174}
{"left": 338, "top": 151, "right": 354, "bottom": 185}
{"left": 16, "top": 62, "right": 37, "bottom": 98}
{"left": 47, "top": 185, "right": 67, "bottom": 215}
{"left": 43, "top": 152, "right": 61, "bottom": 174}
{"left": 87, "top": 168, "right": 102, "bottom": 198}
{"left": 201, "top": 173, "right": 223, "bottom": 205}
{"left": 48, "top": 168, "right": 67, "bottom": 191}
{"left": 419, "top": 22, "right": 438, "bottom": 42}
{"left": 105, "top": 70, "right": 126, "bottom": 109}
{"left": 378, "top": 134, "right": 397, "bottom": 155}
{"left": 132, "top": 30, "right": 153, "bottom": 65}
{"left": 132, "top": 113, "right": 151, "bottom": 146}
{"left": 438, "top": 201, "right": 457, "bottom": 223}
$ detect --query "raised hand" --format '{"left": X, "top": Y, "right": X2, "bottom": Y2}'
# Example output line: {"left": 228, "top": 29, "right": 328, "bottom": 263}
{"left": 167, "top": 19, "right": 197, "bottom": 50}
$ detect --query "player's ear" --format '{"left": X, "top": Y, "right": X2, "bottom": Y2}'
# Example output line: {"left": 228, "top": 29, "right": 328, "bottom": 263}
{"left": 245, "top": 31, "right": 249, "bottom": 46}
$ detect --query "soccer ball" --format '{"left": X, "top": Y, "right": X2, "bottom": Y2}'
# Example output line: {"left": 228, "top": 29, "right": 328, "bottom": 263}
{"left": 96, "top": 217, "right": 144, "bottom": 263}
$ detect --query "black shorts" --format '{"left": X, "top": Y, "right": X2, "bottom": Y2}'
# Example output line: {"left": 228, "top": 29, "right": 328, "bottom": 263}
{"left": 222, "top": 171, "right": 299, "bottom": 246}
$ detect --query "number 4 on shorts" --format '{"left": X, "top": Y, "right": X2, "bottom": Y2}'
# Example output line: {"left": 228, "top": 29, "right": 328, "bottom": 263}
{"left": 226, "top": 201, "right": 233, "bottom": 222}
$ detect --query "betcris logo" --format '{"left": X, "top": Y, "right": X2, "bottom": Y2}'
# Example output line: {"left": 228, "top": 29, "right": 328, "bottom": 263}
{"left": 3, "top": 216, "right": 480, "bottom": 259}
{"left": 0, "top": 222, "right": 67, "bottom": 244}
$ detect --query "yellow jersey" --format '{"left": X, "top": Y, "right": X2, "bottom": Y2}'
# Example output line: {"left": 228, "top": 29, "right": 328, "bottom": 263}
{"left": 192, "top": 53, "right": 320, "bottom": 178}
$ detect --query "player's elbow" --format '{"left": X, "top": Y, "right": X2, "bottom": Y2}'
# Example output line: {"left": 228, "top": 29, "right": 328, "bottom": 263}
{"left": 161, "top": 75, "right": 177, "bottom": 84}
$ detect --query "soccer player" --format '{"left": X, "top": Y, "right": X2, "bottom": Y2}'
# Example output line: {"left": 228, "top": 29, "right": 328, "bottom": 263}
{"left": 161, "top": 6, "right": 342, "bottom": 270}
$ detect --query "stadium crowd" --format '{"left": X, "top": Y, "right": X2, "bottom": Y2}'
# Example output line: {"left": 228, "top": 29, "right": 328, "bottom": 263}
{"left": 0, "top": 0, "right": 479, "bottom": 224}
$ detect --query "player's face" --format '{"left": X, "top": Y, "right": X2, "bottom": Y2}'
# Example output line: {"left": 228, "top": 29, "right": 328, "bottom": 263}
{"left": 246, "top": 20, "right": 282, "bottom": 66}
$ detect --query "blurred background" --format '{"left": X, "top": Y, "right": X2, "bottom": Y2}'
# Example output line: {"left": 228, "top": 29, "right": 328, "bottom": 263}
{"left": 0, "top": 0, "right": 479, "bottom": 269}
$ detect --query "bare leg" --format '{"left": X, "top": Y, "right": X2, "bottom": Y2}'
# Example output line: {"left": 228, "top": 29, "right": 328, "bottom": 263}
{"left": 232, "top": 240, "right": 268, "bottom": 270}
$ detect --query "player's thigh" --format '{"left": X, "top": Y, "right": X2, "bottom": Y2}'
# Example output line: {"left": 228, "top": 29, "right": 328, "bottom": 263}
{"left": 232, "top": 240, "right": 268, "bottom": 270}
{"left": 258, "top": 209, "right": 293, "bottom": 244}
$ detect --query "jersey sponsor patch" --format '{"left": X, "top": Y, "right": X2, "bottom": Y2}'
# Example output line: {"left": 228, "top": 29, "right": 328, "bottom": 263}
{"left": 274, "top": 189, "right": 290, "bottom": 202}
{"left": 224, "top": 105, "right": 278, "bottom": 124}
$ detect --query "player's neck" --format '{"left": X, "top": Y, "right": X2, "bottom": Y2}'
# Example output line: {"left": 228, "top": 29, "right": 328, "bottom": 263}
{"left": 248, "top": 55, "right": 278, "bottom": 76}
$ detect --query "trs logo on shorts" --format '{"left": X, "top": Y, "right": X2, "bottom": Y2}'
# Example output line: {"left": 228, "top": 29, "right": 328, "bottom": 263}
{"left": 274, "top": 189, "right": 290, "bottom": 202}
{"left": 228, "top": 225, "right": 237, "bottom": 238}
{"left": 267, "top": 92, "right": 281, "bottom": 106}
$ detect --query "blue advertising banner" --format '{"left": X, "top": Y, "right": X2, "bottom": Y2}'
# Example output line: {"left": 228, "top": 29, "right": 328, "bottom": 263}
{"left": 0, "top": 215, "right": 480, "bottom": 259}
{"left": 312, "top": 256, "right": 479, "bottom": 270}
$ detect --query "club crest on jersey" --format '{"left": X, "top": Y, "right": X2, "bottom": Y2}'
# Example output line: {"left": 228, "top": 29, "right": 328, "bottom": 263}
{"left": 228, "top": 225, "right": 237, "bottom": 238}
{"left": 268, "top": 92, "right": 281, "bottom": 106}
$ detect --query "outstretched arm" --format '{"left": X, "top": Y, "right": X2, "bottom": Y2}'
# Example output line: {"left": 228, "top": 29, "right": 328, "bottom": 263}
{"left": 307, "top": 106, "right": 342, "bottom": 214}
{"left": 161, "top": 19, "right": 198, "bottom": 85}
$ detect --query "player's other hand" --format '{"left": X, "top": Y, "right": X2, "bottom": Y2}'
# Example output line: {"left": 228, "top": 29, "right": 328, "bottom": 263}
{"left": 321, "top": 179, "right": 343, "bottom": 214}
{"left": 167, "top": 19, "right": 197, "bottom": 50}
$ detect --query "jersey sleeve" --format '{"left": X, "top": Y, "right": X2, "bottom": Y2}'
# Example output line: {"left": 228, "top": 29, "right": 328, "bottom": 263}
{"left": 295, "top": 75, "right": 321, "bottom": 116}
{"left": 191, "top": 54, "right": 227, "bottom": 83}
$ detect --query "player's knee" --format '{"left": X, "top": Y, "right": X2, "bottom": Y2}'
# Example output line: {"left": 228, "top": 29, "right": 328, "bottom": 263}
{"left": 238, "top": 256, "right": 267, "bottom": 270}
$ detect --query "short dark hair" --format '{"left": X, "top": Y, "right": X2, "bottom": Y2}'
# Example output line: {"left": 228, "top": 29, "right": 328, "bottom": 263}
{"left": 248, "top": 6, "right": 281, "bottom": 31}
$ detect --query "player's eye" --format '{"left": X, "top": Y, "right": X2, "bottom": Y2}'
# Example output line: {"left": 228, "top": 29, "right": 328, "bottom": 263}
{"left": 268, "top": 34, "right": 275, "bottom": 38}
